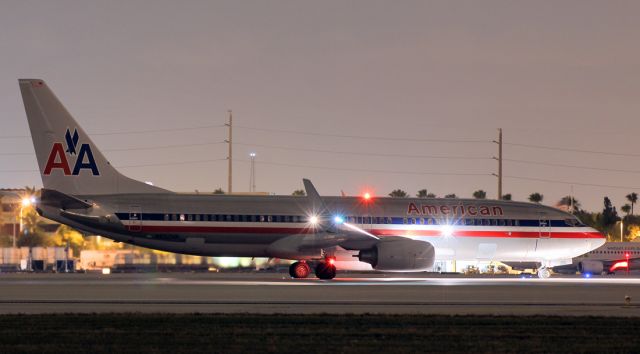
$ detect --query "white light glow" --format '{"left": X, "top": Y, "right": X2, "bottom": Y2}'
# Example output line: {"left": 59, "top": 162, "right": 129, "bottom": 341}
{"left": 343, "top": 222, "right": 379, "bottom": 239}
{"left": 334, "top": 216, "right": 344, "bottom": 224}
{"left": 21, "top": 198, "right": 32, "bottom": 207}
{"left": 441, "top": 224, "right": 454, "bottom": 238}
{"left": 309, "top": 215, "right": 319, "bottom": 225}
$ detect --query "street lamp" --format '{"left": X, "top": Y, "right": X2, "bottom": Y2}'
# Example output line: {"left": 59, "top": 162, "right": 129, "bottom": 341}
{"left": 19, "top": 196, "right": 34, "bottom": 234}
{"left": 249, "top": 152, "right": 256, "bottom": 192}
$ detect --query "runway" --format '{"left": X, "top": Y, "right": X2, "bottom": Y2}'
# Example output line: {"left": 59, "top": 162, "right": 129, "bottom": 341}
{"left": 1, "top": 272, "right": 640, "bottom": 316}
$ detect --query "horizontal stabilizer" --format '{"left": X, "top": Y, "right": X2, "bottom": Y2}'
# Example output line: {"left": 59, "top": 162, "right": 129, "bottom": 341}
{"left": 41, "top": 189, "right": 93, "bottom": 209}
{"left": 59, "top": 210, "right": 124, "bottom": 230}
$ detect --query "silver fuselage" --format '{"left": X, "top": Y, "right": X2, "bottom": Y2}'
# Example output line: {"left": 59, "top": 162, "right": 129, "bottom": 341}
{"left": 40, "top": 193, "right": 605, "bottom": 266}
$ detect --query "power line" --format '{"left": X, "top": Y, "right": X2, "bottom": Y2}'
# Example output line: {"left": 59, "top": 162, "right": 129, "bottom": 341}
{"left": 0, "top": 124, "right": 226, "bottom": 140}
{"left": 235, "top": 142, "right": 490, "bottom": 160}
{"left": 505, "top": 175, "right": 640, "bottom": 190}
{"left": 92, "top": 124, "right": 225, "bottom": 136}
{"left": 118, "top": 158, "right": 228, "bottom": 168}
{"left": 0, "top": 158, "right": 228, "bottom": 172}
{"left": 104, "top": 142, "right": 225, "bottom": 152}
{"left": 0, "top": 157, "right": 486, "bottom": 177}
{"left": 0, "top": 142, "right": 226, "bottom": 156}
{"left": 505, "top": 158, "right": 640, "bottom": 175}
{"left": 249, "top": 160, "right": 489, "bottom": 177}
{"left": 235, "top": 125, "right": 490, "bottom": 144}
{"left": 504, "top": 142, "right": 640, "bottom": 158}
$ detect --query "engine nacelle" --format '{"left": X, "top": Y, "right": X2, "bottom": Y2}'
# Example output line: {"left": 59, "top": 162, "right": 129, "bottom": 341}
{"left": 578, "top": 260, "right": 604, "bottom": 274}
{"left": 358, "top": 239, "right": 435, "bottom": 271}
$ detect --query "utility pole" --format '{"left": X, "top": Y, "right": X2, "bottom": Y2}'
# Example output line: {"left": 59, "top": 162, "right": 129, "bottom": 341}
{"left": 225, "top": 110, "right": 233, "bottom": 194}
{"left": 249, "top": 153, "right": 256, "bottom": 192}
{"left": 492, "top": 128, "right": 503, "bottom": 200}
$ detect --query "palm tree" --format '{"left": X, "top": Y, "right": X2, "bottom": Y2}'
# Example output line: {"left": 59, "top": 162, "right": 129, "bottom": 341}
{"left": 558, "top": 196, "right": 581, "bottom": 213}
{"left": 291, "top": 189, "right": 306, "bottom": 196}
{"left": 626, "top": 193, "right": 638, "bottom": 215}
{"left": 54, "top": 224, "right": 85, "bottom": 256}
{"left": 472, "top": 190, "right": 486, "bottom": 199}
{"left": 416, "top": 189, "right": 429, "bottom": 198}
{"left": 622, "top": 204, "right": 632, "bottom": 216}
{"left": 18, "top": 206, "right": 49, "bottom": 247}
{"left": 213, "top": 188, "right": 225, "bottom": 194}
{"left": 528, "top": 192, "right": 543, "bottom": 203}
{"left": 389, "top": 189, "right": 408, "bottom": 198}
{"left": 426, "top": 193, "right": 436, "bottom": 198}
{"left": 501, "top": 194, "right": 512, "bottom": 201}
{"left": 444, "top": 194, "right": 457, "bottom": 199}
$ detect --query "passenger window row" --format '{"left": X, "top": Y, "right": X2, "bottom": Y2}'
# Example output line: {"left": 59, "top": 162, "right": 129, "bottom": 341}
{"left": 152, "top": 213, "right": 574, "bottom": 228}
{"left": 163, "top": 214, "right": 306, "bottom": 223}
{"left": 591, "top": 250, "right": 639, "bottom": 254}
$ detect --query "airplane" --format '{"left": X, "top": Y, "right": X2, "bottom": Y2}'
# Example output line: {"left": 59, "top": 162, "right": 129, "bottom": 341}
{"left": 553, "top": 242, "right": 640, "bottom": 275}
{"left": 18, "top": 78, "right": 605, "bottom": 279}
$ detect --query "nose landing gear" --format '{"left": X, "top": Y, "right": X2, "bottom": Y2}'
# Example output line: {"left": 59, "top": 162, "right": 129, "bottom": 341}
{"left": 537, "top": 267, "right": 551, "bottom": 279}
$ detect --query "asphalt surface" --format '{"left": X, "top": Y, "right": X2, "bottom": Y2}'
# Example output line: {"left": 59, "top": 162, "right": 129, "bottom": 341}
{"left": 1, "top": 272, "right": 640, "bottom": 316}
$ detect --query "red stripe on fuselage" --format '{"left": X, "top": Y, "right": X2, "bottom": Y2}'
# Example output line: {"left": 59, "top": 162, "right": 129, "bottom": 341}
{"left": 371, "top": 229, "right": 604, "bottom": 239}
{"left": 131, "top": 225, "right": 604, "bottom": 239}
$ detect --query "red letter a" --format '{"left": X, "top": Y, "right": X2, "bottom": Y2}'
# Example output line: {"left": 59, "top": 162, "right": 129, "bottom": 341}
{"left": 43, "top": 143, "right": 71, "bottom": 175}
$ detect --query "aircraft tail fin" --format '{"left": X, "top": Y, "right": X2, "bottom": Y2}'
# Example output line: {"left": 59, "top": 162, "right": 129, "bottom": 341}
{"left": 19, "top": 79, "right": 171, "bottom": 196}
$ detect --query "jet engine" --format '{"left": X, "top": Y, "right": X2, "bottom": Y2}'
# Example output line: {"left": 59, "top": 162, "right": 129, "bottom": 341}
{"left": 577, "top": 260, "right": 604, "bottom": 274}
{"left": 357, "top": 239, "right": 435, "bottom": 271}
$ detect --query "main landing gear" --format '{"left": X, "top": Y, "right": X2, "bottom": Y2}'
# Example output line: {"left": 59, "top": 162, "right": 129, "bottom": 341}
{"left": 289, "top": 258, "right": 337, "bottom": 280}
{"left": 289, "top": 261, "right": 311, "bottom": 279}
{"left": 314, "top": 258, "right": 337, "bottom": 280}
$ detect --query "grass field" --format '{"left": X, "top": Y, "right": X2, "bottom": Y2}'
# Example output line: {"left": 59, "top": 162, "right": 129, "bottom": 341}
{"left": 1, "top": 314, "right": 639, "bottom": 353}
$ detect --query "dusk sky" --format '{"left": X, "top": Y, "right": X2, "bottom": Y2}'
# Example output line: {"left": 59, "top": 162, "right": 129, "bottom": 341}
{"left": 1, "top": 1, "right": 639, "bottom": 211}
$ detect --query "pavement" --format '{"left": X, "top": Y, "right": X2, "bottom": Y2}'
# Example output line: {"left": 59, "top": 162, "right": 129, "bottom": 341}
{"left": 1, "top": 272, "right": 640, "bottom": 316}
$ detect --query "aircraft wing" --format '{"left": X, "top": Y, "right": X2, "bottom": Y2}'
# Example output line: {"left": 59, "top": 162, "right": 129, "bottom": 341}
{"left": 266, "top": 179, "right": 382, "bottom": 258}
{"left": 553, "top": 257, "right": 640, "bottom": 274}
{"left": 604, "top": 257, "right": 640, "bottom": 273}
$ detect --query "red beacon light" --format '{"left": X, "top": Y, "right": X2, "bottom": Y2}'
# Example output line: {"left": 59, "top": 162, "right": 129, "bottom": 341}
{"left": 363, "top": 192, "right": 372, "bottom": 201}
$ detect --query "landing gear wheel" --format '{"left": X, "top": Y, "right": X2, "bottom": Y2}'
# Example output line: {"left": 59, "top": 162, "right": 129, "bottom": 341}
{"left": 289, "top": 261, "right": 311, "bottom": 278}
{"left": 315, "top": 261, "right": 337, "bottom": 280}
{"left": 538, "top": 267, "right": 551, "bottom": 279}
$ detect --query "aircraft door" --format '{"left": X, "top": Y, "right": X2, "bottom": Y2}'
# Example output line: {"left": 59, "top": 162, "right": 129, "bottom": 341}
{"left": 129, "top": 205, "right": 142, "bottom": 232}
{"left": 534, "top": 215, "right": 551, "bottom": 254}
{"left": 539, "top": 218, "right": 551, "bottom": 239}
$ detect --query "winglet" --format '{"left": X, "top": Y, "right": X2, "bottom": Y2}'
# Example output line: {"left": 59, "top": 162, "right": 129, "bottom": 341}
{"left": 303, "top": 179, "right": 333, "bottom": 232}
{"left": 303, "top": 178, "right": 327, "bottom": 214}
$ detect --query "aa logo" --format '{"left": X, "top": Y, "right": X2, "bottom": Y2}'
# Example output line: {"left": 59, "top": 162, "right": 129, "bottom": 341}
{"left": 43, "top": 128, "right": 100, "bottom": 176}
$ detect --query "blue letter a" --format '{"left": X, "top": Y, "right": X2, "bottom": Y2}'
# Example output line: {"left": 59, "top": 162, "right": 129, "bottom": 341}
{"left": 72, "top": 144, "right": 100, "bottom": 176}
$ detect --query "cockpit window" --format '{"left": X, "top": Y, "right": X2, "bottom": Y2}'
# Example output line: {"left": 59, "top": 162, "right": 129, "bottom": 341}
{"left": 564, "top": 218, "right": 585, "bottom": 227}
